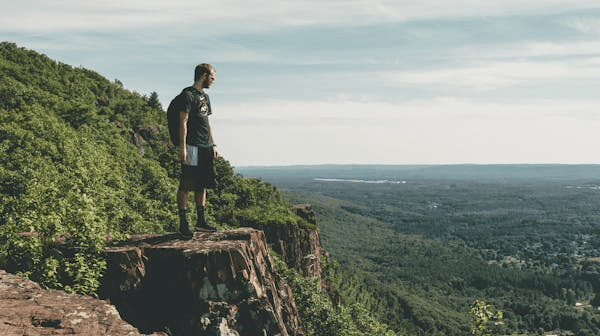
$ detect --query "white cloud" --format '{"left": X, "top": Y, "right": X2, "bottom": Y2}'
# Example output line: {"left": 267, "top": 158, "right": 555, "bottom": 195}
{"left": 561, "top": 16, "right": 600, "bottom": 35}
{"left": 473, "top": 40, "right": 600, "bottom": 59}
{"left": 212, "top": 97, "right": 600, "bottom": 166}
{"left": 380, "top": 35, "right": 600, "bottom": 92}
{"left": 216, "top": 97, "right": 600, "bottom": 123}
{"left": 383, "top": 59, "right": 600, "bottom": 90}
{"left": 3, "top": 0, "right": 600, "bottom": 33}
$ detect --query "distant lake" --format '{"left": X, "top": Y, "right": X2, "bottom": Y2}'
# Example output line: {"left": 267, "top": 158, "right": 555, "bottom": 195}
{"left": 314, "top": 178, "right": 407, "bottom": 184}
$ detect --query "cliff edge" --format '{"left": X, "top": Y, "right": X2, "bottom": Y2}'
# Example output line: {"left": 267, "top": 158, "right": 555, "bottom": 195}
{"left": 0, "top": 269, "right": 162, "bottom": 336}
{"left": 101, "top": 228, "right": 305, "bottom": 336}
{"left": 3, "top": 206, "right": 323, "bottom": 336}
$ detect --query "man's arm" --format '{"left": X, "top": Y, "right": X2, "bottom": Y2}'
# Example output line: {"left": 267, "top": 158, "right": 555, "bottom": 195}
{"left": 179, "top": 111, "right": 189, "bottom": 162}
{"left": 208, "top": 119, "right": 219, "bottom": 159}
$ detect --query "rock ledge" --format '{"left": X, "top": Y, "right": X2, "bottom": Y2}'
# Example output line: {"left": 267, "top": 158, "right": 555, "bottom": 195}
{"left": 0, "top": 269, "right": 156, "bottom": 336}
{"left": 102, "top": 228, "right": 304, "bottom": 336}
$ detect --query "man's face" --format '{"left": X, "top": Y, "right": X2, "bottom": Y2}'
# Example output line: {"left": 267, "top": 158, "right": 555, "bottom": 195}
{"left": 203, "top": 70, "right": 216, "bottom": 89}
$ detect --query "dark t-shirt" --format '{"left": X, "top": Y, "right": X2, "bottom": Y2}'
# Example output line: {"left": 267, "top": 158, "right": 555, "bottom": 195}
{"left": 173, "top": 86, "right": 213, "bottom": 148}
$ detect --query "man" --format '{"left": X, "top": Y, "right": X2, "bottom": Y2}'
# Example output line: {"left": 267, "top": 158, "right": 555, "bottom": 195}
{"left": 174, "top": 63, "right": 218, "bottom": 236}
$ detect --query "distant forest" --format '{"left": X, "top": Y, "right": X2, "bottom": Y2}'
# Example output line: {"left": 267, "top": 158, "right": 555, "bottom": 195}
{"left": 241, "top": 165, "right": 600, "bottom": 335}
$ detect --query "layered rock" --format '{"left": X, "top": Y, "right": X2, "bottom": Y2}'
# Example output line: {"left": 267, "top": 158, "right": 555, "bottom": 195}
{"left": 0, "top": 269, "right": 159, "bottom": 336}
{"left": 101, "top": 228, "right": 304, "bottom": 336}
{"left": 249, "top": 204, "right": 324, "bottom": 287}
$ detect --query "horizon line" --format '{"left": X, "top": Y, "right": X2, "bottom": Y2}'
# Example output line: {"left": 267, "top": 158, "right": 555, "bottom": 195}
{"left": 234, "top": 163, "right": 600, "bottom": 168}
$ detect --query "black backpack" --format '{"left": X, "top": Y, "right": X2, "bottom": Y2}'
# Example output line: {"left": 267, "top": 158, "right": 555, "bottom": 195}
{"left": 166, "top": 88, "right": 189, "bottom": 147}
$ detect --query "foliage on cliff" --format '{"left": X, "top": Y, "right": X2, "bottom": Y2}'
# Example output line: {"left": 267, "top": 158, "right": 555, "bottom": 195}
{"left": 0, "top": 42, "right": 303, "bottom": 295}
{"left": 274, "top": 255, "right": 397, "bottom": 336}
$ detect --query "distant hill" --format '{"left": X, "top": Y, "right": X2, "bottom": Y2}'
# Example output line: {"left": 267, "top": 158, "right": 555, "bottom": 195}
{"left": 237, "top": 164, "right": 600, "bottom": 182}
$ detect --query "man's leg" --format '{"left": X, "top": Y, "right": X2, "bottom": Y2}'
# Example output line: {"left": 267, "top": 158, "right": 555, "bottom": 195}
{"left": 195, "top": 188, "right": 206, "bottom": 207}
{"left": 177, "top": 181, "right": 193, "bottom": 237}
{"left": 194, "top": 148, "right": 216, "bottom": 232}
{"left": 177, "top": 185, "right": 189, "bottom": 209}
{"left": 195, "top": 188, "right": 216, "bottom": 231}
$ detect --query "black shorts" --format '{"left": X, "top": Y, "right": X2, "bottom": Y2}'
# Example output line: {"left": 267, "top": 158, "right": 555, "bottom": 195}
{"left": 180, "top": 146, "right": 216, "bottom": 190}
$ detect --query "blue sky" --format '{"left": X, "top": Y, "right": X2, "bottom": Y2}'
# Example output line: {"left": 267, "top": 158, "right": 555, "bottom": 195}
{"left": 3, "top": 1, "right": 600, "bottom": 166}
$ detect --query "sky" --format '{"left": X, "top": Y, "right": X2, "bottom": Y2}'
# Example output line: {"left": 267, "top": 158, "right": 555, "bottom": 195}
{"left": 2, "top": 1, "right": 600, "bottom": 166}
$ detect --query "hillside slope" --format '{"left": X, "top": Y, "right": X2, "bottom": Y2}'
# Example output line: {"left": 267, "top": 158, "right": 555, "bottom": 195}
{"left": 0, "top": 42, "right": 398, "bottom": 336}
{"left": 0, "top": 41, "right": 297, "bottom": 293}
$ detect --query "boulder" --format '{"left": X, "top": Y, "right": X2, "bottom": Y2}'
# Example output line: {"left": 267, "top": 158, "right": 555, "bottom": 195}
{"left": 101, "top": 228, "right": 304, "bottom": 336}
{"left": 0, "top": 269, "right": 159, "bottom": 336}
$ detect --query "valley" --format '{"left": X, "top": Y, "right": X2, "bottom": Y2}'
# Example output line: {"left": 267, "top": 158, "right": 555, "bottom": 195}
{"left": 238, "top": 165, "right": 600, "bottom": 335}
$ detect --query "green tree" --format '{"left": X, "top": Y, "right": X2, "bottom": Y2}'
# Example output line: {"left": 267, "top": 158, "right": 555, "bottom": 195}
{"left": 470, "top": 299, "right": 504, "bottom": 336}
{"left": 148, "top": 91, "right": 161, "bottom": 108}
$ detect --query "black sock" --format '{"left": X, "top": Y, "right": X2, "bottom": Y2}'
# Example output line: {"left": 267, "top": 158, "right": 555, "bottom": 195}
{"left": 196, "top": 205, "right": 206, "bottom": 226}
{"left": 179, "top": 209, "right": 188, "bottom": 223}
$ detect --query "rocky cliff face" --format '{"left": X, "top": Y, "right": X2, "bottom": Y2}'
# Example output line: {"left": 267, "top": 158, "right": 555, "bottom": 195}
{"left": 4, "top": 206, "right": 323, "bottom": 336}
{"left": 255, "top": 204, "right": 323, "bottom": 287}
{"left": 0, "top": 269, "right": 161, "bottom": 336}
{"left": 101, "top": 228, "right": 305, "bottom": 336}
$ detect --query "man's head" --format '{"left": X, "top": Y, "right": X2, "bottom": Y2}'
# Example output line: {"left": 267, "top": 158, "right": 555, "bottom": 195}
{"left": 194, "top": 63, "right": 216, "bottom": 89}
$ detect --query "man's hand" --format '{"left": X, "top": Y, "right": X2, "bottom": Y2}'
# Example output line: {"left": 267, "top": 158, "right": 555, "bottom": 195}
{"left": 179, "top": 111, "right": 188, "bottom": 163}
{"left": 213, "top": 146, "right": 219, "bottom": 159}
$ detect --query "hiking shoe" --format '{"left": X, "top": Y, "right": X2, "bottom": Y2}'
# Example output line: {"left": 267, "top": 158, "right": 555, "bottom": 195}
{"left": 179, "top": 223, "right": 194, "bottom": 237}
{"left": 178, "top": 209, "right": 193, "bottom": 238}
{"left": 195, "top": 206, "right": 216, "bottom": 232}
{"left": 179, "top": 226, "right": 194, "bottom": 238}
{"left": 195, "top": 222, "right": 217, "bottom": 232}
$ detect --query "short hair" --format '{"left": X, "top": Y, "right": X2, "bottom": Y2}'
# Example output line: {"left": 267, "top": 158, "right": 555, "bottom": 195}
{"left": 194, "top": 63, "right": 215, "bottom": 82}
